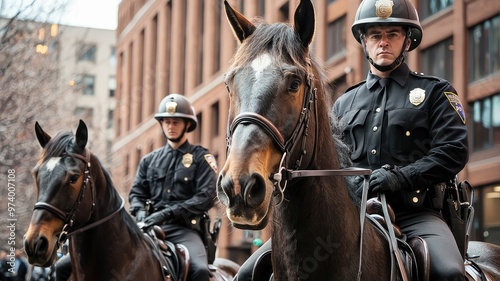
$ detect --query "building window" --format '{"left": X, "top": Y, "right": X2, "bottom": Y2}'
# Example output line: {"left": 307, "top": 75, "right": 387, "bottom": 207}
{"left": 258, "top": 0, "right": 265, "bottom": 16}
{"left": 108, "top": 110, "right": 114, "bottom": 129}
{"left": 421, "top": 37, "right": 454, "bottom": 82}
{"left": 481, "top": 184, "right": 500, "bottom": 245}
{"left": 109, "top": 46, "right": 116, "bottom": 67}
{"left": 82, "top": 75, "right": 95, "bottom": 95}
{"left": 469, "top": 15, "right": 500, "bottom": 82}
{"left": 108, "top": 76, "right": 116, "bottom": 97}
{"left": 420, "top": 0, "right": 454, "bottom": 19}
{"left": 326, "top": 16, "right": 346, "bottom": 60}
{"left": 278, "top": 2, "right": 289, "bottom": 22}
{"left": 470, "top": 93, "right": 500, "bottom": 151}
{"left": 211, "top": 102, "right": 219, "bottom": 137}
{"left": 77, "top": 43, "right": 97, "bottom": 62}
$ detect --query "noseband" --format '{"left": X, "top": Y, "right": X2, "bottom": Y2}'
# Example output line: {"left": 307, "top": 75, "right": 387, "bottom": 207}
{"left": 33, "top": 149, "right": 123, "bottom": 245}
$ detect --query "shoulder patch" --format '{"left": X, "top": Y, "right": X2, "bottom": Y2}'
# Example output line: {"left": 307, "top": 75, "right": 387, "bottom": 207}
{"left": 204, "top": 154, "right": 218, "bottom": 173}
{"left": 444, "top": 92, "right": 466, "bottom": 124}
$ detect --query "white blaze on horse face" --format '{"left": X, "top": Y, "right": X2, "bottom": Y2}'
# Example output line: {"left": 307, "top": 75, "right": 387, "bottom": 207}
{"left": 45, "top": 157, "right": 61, "bottom": 173}
{"left": 251, "top": 53, "right": 273, "bottom": 80}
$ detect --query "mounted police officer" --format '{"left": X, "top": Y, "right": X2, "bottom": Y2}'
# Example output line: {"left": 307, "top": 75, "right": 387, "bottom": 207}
{"left": 333, "top": 0, "right": 468, "bottom": 280}
{"left": 129, "top": 93, "right": 218, "bottom": 281}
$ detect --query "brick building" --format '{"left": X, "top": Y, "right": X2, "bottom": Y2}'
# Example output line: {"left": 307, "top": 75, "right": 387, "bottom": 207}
{"left": 113, "top": 0, "right": 500, "bottom": 263}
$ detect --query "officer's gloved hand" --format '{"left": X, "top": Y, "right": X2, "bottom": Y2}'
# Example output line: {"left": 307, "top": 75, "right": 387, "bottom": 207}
{"left": 143, "top": 208, "right": 172, "bottom": 227}
{"left": 369, "top": 164, "right": 408, "bottom": 194}
{"left": 135, "top": 209, "right": 147, "bottom": 223}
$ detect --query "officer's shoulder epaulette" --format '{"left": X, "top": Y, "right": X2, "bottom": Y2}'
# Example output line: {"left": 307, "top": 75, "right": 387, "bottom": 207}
{"left": 409, "top": 71, "right": 444, "bottom": 82}
{"left": 345, "top": 80, "right": 366, "bottom": 93}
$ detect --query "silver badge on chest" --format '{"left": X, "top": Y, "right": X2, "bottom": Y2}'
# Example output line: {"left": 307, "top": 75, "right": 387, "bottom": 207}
{"left": 409, "top": 88, "right": 426, "bottom": 106}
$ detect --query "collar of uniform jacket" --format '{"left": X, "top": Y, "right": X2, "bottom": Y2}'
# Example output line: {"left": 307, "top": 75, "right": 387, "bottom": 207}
{"left": 366, "top": 63, "right": 411, "bottom": 90}
{"left": 167, "top": 140, "right": 192, "bottom": 154}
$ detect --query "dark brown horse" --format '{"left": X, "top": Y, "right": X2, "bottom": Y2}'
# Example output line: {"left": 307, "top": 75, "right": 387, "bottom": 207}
{"left": 23, "top": 120, "right": 239, "bottom": 281}
{"left": 217, "top": 0, "right": 500, "bottom": 280}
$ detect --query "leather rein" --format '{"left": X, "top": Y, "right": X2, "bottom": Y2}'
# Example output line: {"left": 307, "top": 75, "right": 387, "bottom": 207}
{"left": 33, "top": 149, "right": 124, "bottom": 246}
{"left": 225, "top": 66, "right": 373, "bottom": 281}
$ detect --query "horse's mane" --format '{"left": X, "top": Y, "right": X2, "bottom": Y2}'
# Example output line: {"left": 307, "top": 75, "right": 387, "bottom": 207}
{"left": 96, "top": 157, "right": 145, "bottom": 245}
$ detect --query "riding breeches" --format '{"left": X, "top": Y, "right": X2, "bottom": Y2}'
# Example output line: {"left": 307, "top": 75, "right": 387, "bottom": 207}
{"left": 396, "top": 209, "right": 466, "bottom": 281}
{"left": 162, "top": 224, "right": 210, "bottom": 281}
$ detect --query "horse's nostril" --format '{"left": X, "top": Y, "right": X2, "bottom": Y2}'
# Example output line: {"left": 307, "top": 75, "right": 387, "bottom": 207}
{"left": 217, "top": 173, "right": 234, "bottom": 207}
{"left": 243, "top": 174, "right": 266, "bottom": 207}
{"left": 34, "top": 235, "right": 49, "bottom": 256}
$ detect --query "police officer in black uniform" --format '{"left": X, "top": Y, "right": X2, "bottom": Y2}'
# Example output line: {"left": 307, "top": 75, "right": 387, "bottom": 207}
{"left": 129, "top": 93, "right": 218, "bottom": 281}
{"left": 333, "top": 0, "right": 468, "bottom": 280}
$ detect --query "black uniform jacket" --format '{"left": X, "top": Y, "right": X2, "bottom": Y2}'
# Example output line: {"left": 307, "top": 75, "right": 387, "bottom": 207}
{"left": 129, "top": 141, "right": 217, "bottom": 223}
{"left": 333, "top": 63, "right": 468, "bottom": 201}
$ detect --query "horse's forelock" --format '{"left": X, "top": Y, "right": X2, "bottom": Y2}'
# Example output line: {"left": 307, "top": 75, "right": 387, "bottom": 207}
{"left": 38, "top": 131, "right": 75, "bottom": 162}
{"left": 232, "top": 22, "right": 309, "bottom": 71}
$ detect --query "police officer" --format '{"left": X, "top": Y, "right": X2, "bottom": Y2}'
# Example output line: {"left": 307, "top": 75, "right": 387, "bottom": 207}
{"left": 333, "top": 0, "right": 468, "bottom": 280}
{"left": 129, "top": 93, "right": 218, "bottom": 281}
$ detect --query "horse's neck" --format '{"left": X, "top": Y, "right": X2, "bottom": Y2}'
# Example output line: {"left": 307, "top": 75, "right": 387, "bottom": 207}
{"left": 69, "top": 214, "right": 140, "bottom": 279}
{"left": 271, "top": 139, "right": 364, "bottom": 279}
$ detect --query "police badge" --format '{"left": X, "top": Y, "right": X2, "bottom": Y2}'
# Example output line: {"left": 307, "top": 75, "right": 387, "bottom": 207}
{"left": 182, "top": 153, "right": 193, "bottom": 168}
{"left": 375, "top": 0, "right": 394, "bottom": 19}
{"left": 166, "top": 101, "right": 177, "bottom": 115}
{"left": 409, "top": 88, "right": 426, "bottom": 106}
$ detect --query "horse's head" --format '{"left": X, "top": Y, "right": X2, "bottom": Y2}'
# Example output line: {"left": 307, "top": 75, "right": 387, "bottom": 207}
{"left": 217, "top": 0, "right": 322, "bottom": 229}
{"left": 23, "top": 120, "right": 95, "bottom": 266}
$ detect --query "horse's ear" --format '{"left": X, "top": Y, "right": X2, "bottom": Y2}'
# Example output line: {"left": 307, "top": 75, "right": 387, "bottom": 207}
{"left": 35, "top": 122, "right": 51, "bottom": 148}
{"left": 75, "top": 119, "right": 88, "bottom": 153}
{"left": 293, "top": 0, "right": 316, "bottom": 48}
{"left": 224, "top": 0, "right": 256, "bottom": 43}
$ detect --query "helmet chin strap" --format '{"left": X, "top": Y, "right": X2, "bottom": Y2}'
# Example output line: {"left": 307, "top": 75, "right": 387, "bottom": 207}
{"left": 361, "top": 32, "right": 409, "bottom": 73}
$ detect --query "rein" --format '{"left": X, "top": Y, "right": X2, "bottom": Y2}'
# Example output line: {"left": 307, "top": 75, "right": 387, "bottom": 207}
{"left": 33, "top": 149, "right": 124, "bottom": 246}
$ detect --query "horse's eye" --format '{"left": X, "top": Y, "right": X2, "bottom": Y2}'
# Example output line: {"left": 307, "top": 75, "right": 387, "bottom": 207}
{"left": 289, "top": 79, "right": 301, "bottom": 92}
{"left": 69, "top": 175, "right": 79, "bottom": 184}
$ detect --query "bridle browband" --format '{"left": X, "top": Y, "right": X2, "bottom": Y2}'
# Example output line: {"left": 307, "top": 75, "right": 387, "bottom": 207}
{"left": 33, "top": 149, "right": 124, "bottom": 246}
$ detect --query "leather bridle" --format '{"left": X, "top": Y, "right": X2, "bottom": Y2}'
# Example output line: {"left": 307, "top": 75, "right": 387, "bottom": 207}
{"left": 226, "top": 69, "right": 372, "bottom": 201}
{"left": 225, "top": 63, "right": 374, "bottom": 280}
{"left": 33, "top": 149, "right": 124, "bottom": 246}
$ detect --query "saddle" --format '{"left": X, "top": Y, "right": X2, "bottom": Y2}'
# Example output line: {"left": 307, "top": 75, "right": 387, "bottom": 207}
{"left": 145, "top": 225, "right": 190, "bottom": 281}
{"left": 366, "top": 197, "right": 430, "bottom": 281}
{"left": 144, "top": 213, "right": 224, "bottom": 281}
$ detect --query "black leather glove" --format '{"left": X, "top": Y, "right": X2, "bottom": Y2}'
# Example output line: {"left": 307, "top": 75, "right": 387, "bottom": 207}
{"left": 143, "top": 208, "right": 172, "bottom": 227}
{"left": 135, "top": 209, "right": 147, "bottom": 222}
{"left": 369, "top": 165, "right": 407, "bottom": 194}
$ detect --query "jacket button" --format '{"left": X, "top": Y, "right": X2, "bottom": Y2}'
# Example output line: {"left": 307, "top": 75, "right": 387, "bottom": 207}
{"left": 412, "top": 197, "right": 419, "bottom": 203}
{"left": 373, "top": 126, "right": 378, "bottom": 132}
{"left": 167, "top": 189, "right": 171, "bottom": 193}
{"left": 184, "top": 177, "right": 188, "bottom": 181}
{"left": 406, "top": 131, "right": 411, "bottom": 136}
{"left": 371, "top": 149, "right": 377, "bottom": 155}
{"left": 375, "top": 108, "right": 381, "bottom": 113}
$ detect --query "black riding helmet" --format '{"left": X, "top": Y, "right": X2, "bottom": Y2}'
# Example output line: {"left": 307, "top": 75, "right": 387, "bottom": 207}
{"left": 352, "top": 0, "right": 422, "bottom": 51}
{"left": 155, "top": 93, "right": 198, "bottom": 132}
{"left": 352, "top": 0, "right": 423, "bottom": 71}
